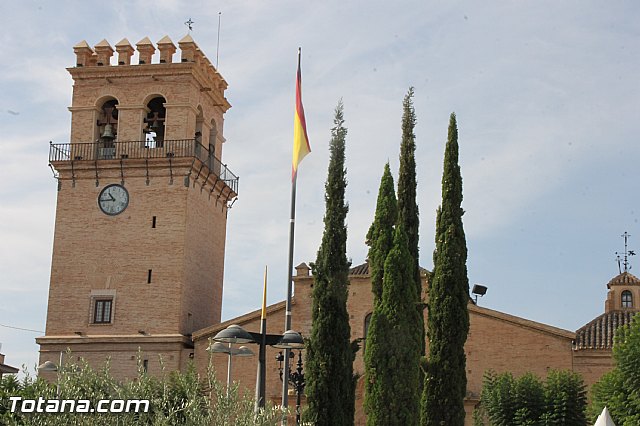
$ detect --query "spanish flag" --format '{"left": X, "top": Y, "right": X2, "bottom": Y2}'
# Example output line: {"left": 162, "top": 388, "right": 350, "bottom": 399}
{"left": 292, "top": 48, "right": 311, "bottom": 180}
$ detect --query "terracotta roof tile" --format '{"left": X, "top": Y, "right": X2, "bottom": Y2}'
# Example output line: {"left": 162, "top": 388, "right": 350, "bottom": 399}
{"left": 349, "top": 262, "right": 370, "bottom": 276}
{"left": 574, "top": 311, "right": 638, "bottom": 350}
{"left": 348, "top": 261, "right": 430, "bottom": 277}
{"left": 607, "top": 271, "right": 640, "bottom": 288}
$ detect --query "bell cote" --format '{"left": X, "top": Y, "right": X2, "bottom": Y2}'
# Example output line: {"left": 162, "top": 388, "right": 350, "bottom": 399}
{"left": 67, "top": 35, "right": 230, "bottom": 155}
{"left": 604, "top": 272, "right": 640, "bottom": 313}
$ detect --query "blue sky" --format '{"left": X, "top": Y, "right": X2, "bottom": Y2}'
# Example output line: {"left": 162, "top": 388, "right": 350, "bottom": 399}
{"left": 0, "top": 1, "right": 639, "bottom": 373}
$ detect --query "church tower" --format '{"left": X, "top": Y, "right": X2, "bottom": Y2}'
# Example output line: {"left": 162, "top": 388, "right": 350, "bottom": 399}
{"left": 605, "top": 233, "right": 639, "bottom": 313}
{"left": 37, "top": 35, "right": 237, "bottom": 379}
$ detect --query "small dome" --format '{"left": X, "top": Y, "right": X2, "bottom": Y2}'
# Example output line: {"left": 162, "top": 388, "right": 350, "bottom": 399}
{"left": 607, "top": 272, "right": 640, "bottom": 289}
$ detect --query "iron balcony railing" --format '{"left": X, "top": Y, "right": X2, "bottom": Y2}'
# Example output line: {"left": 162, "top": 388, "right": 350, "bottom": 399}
{"left": 49, "top": 139, "right": 238, "bottom": 194}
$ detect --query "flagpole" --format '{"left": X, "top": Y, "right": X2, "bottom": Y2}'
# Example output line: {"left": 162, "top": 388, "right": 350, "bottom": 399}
{"left": 282, "top": 46, "right": 303, "bottom": 420}
{"left": 282, "top": 47, "right": 310, "bottom": 422}
{"left": 255, "top": 265, "right": 268, "bottom": 412}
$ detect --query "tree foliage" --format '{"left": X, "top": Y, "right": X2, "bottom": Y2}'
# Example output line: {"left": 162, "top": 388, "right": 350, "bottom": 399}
{"left": 421, "top": 112, "right": 469, "bottom": 426}
{"left": 0, "top": 353, "right": 281, "bottom": 425}
{"left": 364, "top": 224, "right": 422, "bottom": 426}
{"left": 305, "top": 102, "right": 356, "bottom": 426}
{"left": 365, "top": 163, "right": 397, "bottom": 304}
{"left": 477, "top": 370, "right": 587, "bottom": 426}
{"left": 590, "top": 313, "right": 640, "bottom": 425}
{"left": 396, "top": 88, "right": 425, "bottom": 354}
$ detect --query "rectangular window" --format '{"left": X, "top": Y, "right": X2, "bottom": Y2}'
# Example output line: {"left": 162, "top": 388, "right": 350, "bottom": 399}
{"left": 152, "top": 216, "right": 156, "bottom": 228}
{"left": 93, "top": 299, "right": 113, "bottom": 324}
{"left": 147, "top": 269, "right": 152, "bottom": 283}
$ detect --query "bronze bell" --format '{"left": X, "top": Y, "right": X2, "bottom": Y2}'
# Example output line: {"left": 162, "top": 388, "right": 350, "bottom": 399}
{"left": 101, "top": 124, "right": 115, "bottom": 140}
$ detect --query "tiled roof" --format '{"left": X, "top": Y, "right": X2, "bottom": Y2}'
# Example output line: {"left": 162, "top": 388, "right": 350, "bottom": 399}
{"left": 349, "top": 262, "right": 370, "bottom": 276}
{"left": 607, "top": 271, "right": 640, "bottom": 288}
{"left": 0, "top": 361, "right": 19, "bottom": 375}
{"left": 574, "top": 311, "right": 637, "bottom": 350}
{"left": 349, "top": 261, "right": 430, "bottom": 277}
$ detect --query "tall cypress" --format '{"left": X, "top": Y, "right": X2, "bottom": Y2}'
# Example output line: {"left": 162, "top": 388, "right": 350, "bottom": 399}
{"left": 364, "top": 223, "right": 422, "bottom": 426}
{"left": 365, "top": 163, "right": 397, "bottom": 303}
{"left": 305, "top": 102, "right": 355, "bottom": 426}
{"left": 363, "top": 163, "right": 397, "bottom": 422}
{"left": 396, "top": 87, "right": 425, "bottom": 356}
{"left": 422, "top": 113, "right": 470, "bottom": 426}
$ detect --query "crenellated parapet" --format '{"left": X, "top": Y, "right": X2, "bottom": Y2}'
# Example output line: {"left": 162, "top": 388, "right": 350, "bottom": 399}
{"left": 71, "top": 35, "right": 228, "bottom": 91}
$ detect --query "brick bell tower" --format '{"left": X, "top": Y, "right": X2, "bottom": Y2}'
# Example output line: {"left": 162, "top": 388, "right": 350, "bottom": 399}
{"left": 37, "top": 35, "right": 237, "bottom": 379}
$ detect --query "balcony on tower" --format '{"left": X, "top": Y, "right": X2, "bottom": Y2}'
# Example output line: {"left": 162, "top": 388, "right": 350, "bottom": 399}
{"left": 49, "top": 139, "right": 238, "bottom": 196}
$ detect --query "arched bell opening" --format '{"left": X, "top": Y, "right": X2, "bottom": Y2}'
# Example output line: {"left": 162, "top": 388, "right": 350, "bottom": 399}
{"left": 143, "top": 96, "right": 166, "bottom": 148}
{"left": 208, "top": 119, "right": 218, "bottom": 172}
{"left": 96, "top": 98, "right": 119, "bottom": 159}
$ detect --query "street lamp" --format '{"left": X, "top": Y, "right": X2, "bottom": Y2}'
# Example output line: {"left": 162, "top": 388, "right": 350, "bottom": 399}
{"left": 472, "top": 284, "right": 488, "bottom": 305}
{"left": 211, "top": 324, "right": 305, "bottom": 412}
{"left": 207, "top": 341, "right": 254, "bottom": 397}
{"left": 276, "top": 350, "right": 305, "bottom": 425}
{"left": 37, "top": 351, "right": 64, "bottom": 397}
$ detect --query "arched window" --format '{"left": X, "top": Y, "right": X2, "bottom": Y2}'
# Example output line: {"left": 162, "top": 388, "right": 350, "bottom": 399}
{"left": 98, "top": 99, "right": 118, "bottom": 140}
{"left": 144, "top": 97, "right": 166, "bottom": 147}
{"left": 195, "top": 106, "right": 204, "bottom": 146}
{"left": 622, "top": 290, "right": 633, "bottom": 308}
{"left": 97, "top": 99, "right": 118, "bottom": 159}
{"left": 208, "top": 119, "right": 218, "bottom": 172}
{"left": 363, "top": 312, "right": 372, "bottom": 353}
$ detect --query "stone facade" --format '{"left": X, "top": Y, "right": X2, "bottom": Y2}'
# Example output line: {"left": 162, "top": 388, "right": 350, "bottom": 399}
{"left": 37, "top": 35, "right": 236, "bottom": 381}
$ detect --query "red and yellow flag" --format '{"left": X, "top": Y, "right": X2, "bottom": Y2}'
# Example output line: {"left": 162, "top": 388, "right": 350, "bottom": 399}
{"left": 292, "top": 50, "right": 311, "bottom": 180}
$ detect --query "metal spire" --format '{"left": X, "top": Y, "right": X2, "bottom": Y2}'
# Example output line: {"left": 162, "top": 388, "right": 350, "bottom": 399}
{"left": 615, "top": 231, "right": 635, "bottom": 273}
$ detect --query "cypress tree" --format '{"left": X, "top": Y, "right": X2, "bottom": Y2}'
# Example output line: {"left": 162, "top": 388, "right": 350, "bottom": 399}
{"left": 305, "top": 102, "right": 355, "bottom": 426}
{"left": 365, "top": 163, "right": 397, "bottom": 303}
{"left": 364, "top": 223, "right": 422, "bottom": 426}
{"left": 396, "top": 87, "right": 425, "bottom": 356}
{"left": 363, "top": 163, "right": 396, "bottom": 422}
{"left": 422, "top": 113, "right": 470, "bottom": 426}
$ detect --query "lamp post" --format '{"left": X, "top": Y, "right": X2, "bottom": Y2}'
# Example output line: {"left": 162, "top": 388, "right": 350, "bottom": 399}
{"left": 37, "top": 351, "right": 63, "bottom": 398}
{"left": 212, "top": 324, "right": 304, "bottom": 413}
{"left": 207, "top": 341, "right": 254, "bottom": 397}
{"left": 276, "top": 350, "right": 305, "bottom": 425}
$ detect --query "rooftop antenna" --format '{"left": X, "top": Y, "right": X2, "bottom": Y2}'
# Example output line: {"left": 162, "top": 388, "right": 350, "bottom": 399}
{"left": 615, "top": 231, "right": 635, "bottom": 274}
{"left": 185, "top": 17, "right": 194, "bottom": 32}
{"left": 216, "top": 12, "right": 222, "bottom": 68}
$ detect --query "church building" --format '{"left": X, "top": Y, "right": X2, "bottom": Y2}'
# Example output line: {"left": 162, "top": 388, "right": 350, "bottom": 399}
{"left": 38, "top": 36, "right": 639, "bottom": 425}
{"left": 193, "top": 263, "right": 639, "bottom": 425}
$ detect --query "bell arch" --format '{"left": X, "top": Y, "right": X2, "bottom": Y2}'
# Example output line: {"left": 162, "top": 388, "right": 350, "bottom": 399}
{"left": 143, "top": 96, "right": 167, "bottom": 147}
{"left": 95, "top": 96, "right": 119, "bottom": 142}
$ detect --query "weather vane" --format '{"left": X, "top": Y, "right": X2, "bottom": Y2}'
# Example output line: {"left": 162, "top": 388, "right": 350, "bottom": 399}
{"left": 615, "top": 231, "right": 635, "bottom": 274}
{"left": 185, "top": 18, "right": 194, "bottom": 32}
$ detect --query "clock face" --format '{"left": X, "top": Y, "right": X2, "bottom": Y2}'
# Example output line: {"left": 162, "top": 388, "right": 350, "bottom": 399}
{"left": 98, "top": 184, "right": 129, "bottom": 216}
